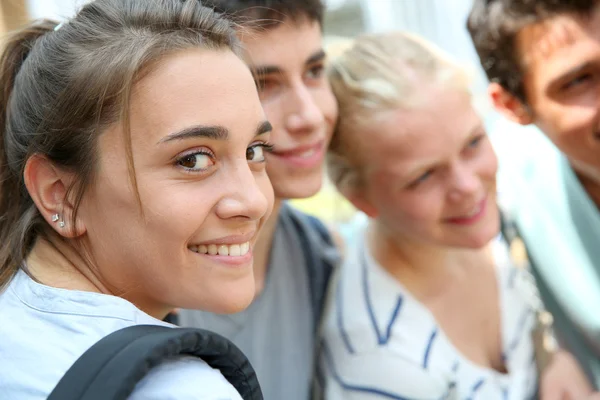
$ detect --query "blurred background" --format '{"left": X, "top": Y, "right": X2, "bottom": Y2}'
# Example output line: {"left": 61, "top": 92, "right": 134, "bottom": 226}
{"left": 0, "top": 0, "right": 538, "bottom": 230}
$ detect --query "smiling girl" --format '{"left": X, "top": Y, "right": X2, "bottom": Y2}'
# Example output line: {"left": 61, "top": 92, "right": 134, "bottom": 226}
{"left": 0, "top": 1, "right": 273, "bottom": 398}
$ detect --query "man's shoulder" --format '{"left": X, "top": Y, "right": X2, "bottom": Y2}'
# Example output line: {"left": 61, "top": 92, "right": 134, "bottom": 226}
{"left": 280, "top": 202, "right": 333, "bottom": 241}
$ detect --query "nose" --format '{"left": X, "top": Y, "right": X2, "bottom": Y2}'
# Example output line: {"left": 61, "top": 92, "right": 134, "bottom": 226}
{"left": 284, "top": 81, "right": 324, "bottom": 135}
{"left": 215, "top": 162, "right": 272, "bottom": 222}
{"left": 447, "top": 163, "right": 481, "bottom": 203}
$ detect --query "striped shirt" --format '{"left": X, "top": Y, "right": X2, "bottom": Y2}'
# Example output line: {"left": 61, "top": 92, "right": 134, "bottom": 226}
{"left": 319, "top": 230, "right": 538, "bottom": 400}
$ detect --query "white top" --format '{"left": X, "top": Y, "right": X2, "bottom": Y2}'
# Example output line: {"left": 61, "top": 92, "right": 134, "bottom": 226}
{"left": 0, "top": 269, "right": 243, "bottom": 400}
{"left": 319, "top": 231, "right": 538, "bottom": 399}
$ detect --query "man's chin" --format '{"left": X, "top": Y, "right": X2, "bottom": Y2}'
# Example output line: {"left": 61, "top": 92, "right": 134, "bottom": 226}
{"left": 273, "top": 177, "right": 323, "bottom": 201}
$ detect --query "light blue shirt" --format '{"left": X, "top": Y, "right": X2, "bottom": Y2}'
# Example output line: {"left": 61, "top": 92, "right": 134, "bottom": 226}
{"left": 0, "top": 269, "right": 242, "bottom": 400}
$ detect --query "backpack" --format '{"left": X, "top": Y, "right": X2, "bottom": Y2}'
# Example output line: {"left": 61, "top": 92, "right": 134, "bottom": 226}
{"left": 288, "top": 209, "right": 337, "bottom": 333}
{"left": 47, "top": 324, "right": 263, "bottom": 400}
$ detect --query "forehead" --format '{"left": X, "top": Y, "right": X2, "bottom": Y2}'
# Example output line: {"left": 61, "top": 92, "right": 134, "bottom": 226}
{"left": 517, "top": 8, "right": 600, "bottom": 93}
{"left": 240, "top": 18, "right": 322, "bottom": 71}
{"left": 127, "top": 49, "right": 262, "bottom": 143}
{"left": 366, "top": 86, "right": 479, "bottom": 168}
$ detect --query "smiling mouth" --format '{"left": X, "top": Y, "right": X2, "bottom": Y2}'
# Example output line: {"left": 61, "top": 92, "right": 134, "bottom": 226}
{"left": 188, "top": 242, "right": 250, "bottom": 257}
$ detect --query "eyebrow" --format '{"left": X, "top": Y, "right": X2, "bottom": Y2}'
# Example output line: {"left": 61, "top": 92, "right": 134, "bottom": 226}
{"left": 159, "top": 120, "right": 272, "bottom": 144}
{"left": 249, "top": 49, "right": 327, "bottom": 77}
{"left": 401, "top": 125, "right": 485, "bottom": 181}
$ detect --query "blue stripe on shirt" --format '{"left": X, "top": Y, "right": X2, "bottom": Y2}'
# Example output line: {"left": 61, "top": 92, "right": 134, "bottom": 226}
{"left": 322, "top": 340, "right": 416, "bottom": 400}
{"left": 336, "top": 271, "right": 355, "bottom": 354}
{"left": 423, "top": 329, "right": 438, "bottom": 369}
{"left": 362, "top": 250, "right": 403, "bottom": 345}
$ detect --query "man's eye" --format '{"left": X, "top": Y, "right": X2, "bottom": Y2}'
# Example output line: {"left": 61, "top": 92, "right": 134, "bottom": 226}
{"left": 562, "top": 73, "right": 593, "bottom": 91}
{"left": 306, "top": 64, "right": 325, "bottom": 80}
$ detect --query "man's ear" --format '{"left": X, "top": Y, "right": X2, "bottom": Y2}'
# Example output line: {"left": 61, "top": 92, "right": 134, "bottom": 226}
{"left": 488, "top": 82, "right": 533, "bottom": 125}
{"left": 23, "top": 154, "right": 87, "bottom": 238}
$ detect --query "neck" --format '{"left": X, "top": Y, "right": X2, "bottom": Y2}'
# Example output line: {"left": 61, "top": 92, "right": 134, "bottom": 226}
{"left": 26, "top": 237, "right": 172, "bottom": 320}
{"left": 573, "top": 166, "right": 600, "bottom": 209}
{"left": 252, "top": 198, "right": 283, "bottom": 296}
{"left": 367, "top": 220, "right": 470, "bottom": 300}
{"left": 27, "top": 237, "right": 107, "bottom": 294}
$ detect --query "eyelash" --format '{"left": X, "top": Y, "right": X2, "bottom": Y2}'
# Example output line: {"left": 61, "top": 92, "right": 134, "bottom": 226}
{"left": 175, "top": 142, "right": 275, "bottom": 173}
{"left": 256, "top": 142, "right": 275, "bottom": 154}
{"left": 562, "top": 73, "right": 593, "bottom": 91}
{"left": 408, "top": 135, "right": 484, "bottom": 188}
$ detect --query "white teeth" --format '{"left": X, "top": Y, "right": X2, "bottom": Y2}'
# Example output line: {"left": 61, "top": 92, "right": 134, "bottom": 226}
{"left": 217, "top": 245, "right": 229, "bottom": 256}
{"left": 190, "top": 242, "right": 251, "bottom": 257}
{"left": 229, "top": 244, "right": 241, "bottom": 256}
{"left": 240, "top": 242, "right": 249, "bottom": 256}
{"left": 465, "top": 205, "right": 481, "bottom": 218}
{"left": 299, "top": 148, "right": 316, "bottom": 159}
{"left": 208, "top": 244, "right": 218, "bottom": 255}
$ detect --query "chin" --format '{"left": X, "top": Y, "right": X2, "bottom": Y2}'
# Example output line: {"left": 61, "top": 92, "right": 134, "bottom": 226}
{"left": 178, "top": 282, "right": 255, "bottom": 315}
{"left": 204, "top": 291, "right": 255, "bottom": 315}
{"left": 465, "top": 218, "right": 500, "bottom": 249}
{"left": 274, "top": 173, "right": 323, "bottom": 200}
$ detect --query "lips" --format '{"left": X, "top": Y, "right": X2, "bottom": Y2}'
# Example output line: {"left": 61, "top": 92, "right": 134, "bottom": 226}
{"left": 445, "top": 197, "right": 488, "bottom": 225}
{"left": 270, "top": 140, "right": 325, "bottom": 169}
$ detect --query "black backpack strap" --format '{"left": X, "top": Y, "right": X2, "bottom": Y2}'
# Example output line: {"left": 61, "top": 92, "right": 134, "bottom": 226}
{"left": 48, "top": 325, "right": 263, "bottom": 400}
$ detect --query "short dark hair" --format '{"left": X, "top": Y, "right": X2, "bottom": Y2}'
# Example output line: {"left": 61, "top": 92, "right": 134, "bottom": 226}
{"left": 467, "top": 0, "right": 597, "bottom": 103}
{"left": 202, "top": 0, "right": 324, "bottom": 28}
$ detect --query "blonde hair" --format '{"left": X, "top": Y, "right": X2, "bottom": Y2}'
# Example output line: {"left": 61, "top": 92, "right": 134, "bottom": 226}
{"left": 326, "top": 31, "right": 471, "bottom": 194}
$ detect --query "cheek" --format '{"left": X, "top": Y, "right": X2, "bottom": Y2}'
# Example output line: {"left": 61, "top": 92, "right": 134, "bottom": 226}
{"left": 478, "top": 144, "right": 499, "bottom": 181}
{"left": 539, "top": 102, "right": 597, "bottom": 144}
{"left": 315, "top": 86, "right": 338, "bottom": 140}
{"left": 256, "top": 172, "right": 275, "bottom": 214}
{"left": 260, "top": 101, "right": 285, "bottom": 143}
{"left": 374, "top": 187, "right": 439, "bottom": 226}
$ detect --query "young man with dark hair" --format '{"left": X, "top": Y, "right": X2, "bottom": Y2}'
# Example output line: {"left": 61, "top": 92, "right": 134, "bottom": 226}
{"left": 468, "top": 0, "right": 600, "bottom": 389}
{"left": 177, "top": 1, "right": 340, "bottom": 399}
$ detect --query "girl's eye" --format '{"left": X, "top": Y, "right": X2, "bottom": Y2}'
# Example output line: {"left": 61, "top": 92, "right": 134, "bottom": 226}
{"left": 176, "top": 152, "right": 213, "bottom": 171}
{"left": 467, "top": 135, "right": 483, "bottom": 149}
{"left": 412, "top": 170, "right": 432, "bottom": 186}
{"left": 246, "top": 143, "right": 274, "bottom": 163}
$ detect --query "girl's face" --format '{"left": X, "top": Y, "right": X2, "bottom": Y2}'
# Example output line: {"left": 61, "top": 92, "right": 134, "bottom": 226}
{"left": 353, "top": 85, "right": 499, "bottom": 250}
{"left": 78, "top": 49, "right": 274, "bottom": 317}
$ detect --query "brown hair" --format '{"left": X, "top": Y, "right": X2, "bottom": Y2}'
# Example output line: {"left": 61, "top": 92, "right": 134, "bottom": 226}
{"left": 0, "top": 0, "right": 240, "bottom": 289}
{"left": 467, "top": 0, "right": 597, "bottom": 104}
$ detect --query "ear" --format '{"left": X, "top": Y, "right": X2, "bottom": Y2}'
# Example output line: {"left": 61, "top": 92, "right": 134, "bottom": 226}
{"left": 23, "top": 154, "right": 87, "bottom": 238}
{"left": 488, "top": 82, "right": 533, "bottom": 125}
{"left": 345, "top": 188, "right": 379, "bottom": 219}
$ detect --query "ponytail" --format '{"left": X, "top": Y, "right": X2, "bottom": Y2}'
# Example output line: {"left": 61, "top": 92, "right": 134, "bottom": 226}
{"left": 0, "top": 20, "right": 58, "bottom": 290}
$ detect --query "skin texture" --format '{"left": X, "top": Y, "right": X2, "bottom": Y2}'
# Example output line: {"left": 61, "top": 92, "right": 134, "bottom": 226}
{"left": 24, "top": 49, "right": 274, "bottom": 319}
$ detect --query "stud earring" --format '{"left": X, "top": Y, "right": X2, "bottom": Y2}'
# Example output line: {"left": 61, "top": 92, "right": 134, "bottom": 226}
{"left": 51, "top": 214, "right": 59, "bottom": 222}
{"left": 59, "top": 220, "right": 65, "bottom": 228}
